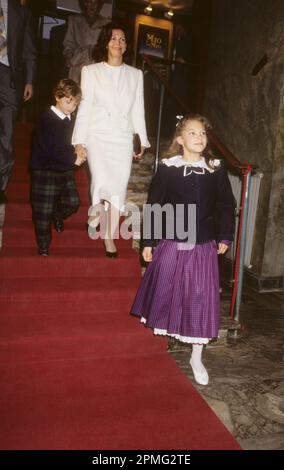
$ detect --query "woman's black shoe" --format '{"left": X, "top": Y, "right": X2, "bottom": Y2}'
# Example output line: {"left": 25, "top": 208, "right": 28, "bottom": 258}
{"left": 105, "top": 250, "right": 118, "bottom": 258}
{"left": 103, "top": 241, "right": 117, "bottom": 258}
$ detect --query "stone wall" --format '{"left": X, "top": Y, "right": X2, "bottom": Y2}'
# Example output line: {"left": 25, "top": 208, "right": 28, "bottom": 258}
{"left": 203, "top": 0, "right": 284, "bottom": 284}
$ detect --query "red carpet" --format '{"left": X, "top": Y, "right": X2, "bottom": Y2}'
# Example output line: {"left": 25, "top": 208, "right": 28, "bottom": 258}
{"left": 0, "top": 124, "right": 241, "bottom": 450}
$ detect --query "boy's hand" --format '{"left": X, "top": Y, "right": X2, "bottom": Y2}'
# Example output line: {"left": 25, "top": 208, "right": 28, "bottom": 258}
{"left": 74, "top": 156, "right": 86, "bottom": 166}
{"left": 142, "top": 246, "right": 153, "bottom": 262}
{"left": 75, "top": 144, "right": 87, "bottom": 159}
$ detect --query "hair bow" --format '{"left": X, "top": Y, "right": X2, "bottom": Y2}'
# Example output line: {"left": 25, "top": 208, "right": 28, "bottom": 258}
{"left": 176, "top": 115, "right": 184, "bottom": 127}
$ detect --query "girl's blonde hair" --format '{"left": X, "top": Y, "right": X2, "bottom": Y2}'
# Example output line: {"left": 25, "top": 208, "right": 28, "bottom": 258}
{"left": 164, "top": 113, "right": 217, "bottom": 169}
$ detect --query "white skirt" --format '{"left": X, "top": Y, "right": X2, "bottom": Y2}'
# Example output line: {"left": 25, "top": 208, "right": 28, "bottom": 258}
{"left": 86, "top": 132, "right": 133, "bottom": 213}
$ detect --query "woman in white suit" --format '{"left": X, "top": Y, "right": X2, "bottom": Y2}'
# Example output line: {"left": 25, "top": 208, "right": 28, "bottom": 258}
{"left": 72, "top": 22, "right": 150, "bottom": 257}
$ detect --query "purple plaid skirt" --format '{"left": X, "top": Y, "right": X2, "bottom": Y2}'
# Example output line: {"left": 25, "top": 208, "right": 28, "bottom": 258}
{"left": 131, "top": 239, "right": 220, "bottom": 343}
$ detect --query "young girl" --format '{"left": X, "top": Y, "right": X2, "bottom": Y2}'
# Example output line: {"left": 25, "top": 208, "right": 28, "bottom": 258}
{"left": 131, "top": 114, "right": 236, "bottom": 386}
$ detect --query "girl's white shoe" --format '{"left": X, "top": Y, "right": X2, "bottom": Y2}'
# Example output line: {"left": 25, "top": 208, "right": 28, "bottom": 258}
{"left": 189, "top": 358, "right": 209, "bottom": 386}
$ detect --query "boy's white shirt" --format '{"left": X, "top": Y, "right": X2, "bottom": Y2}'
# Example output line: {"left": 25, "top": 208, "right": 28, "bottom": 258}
{"left": 50, "top": 105, "right": 71, "bottom": 120}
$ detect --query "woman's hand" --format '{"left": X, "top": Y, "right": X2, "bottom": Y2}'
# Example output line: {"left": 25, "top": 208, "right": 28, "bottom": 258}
{"left": 133, "top": 146, "right": 146, "bottom": 161}
{"left": 217, "top": 242, "right": 229, "bottom": 255}
{"left": 142, "top": 246, "right": 153, "bottom": 262}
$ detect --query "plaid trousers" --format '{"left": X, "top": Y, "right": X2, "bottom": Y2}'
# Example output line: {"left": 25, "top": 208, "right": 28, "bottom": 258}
{"left": 31, "top": 169, "right": 80, "bottom": 247}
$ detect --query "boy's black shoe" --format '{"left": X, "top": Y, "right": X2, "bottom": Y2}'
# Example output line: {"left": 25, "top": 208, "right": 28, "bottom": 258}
{"left": 38, "top": 246, "right": 49, "bottom": 256}
{"left": 0, "top": 190, "right": 8, "bottom": 205}
{"left": 53, "top": 218, "right": 64, "bottom": 233}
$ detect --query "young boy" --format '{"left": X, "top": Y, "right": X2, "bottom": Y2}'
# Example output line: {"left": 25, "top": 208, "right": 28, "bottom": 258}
{"left": 30, "top": 78, "right": 86, "bottom": 256}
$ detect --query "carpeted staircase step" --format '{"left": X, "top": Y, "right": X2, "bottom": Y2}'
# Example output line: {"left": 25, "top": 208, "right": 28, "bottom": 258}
{"left": 0, "top": 298, "right": 136, "bottom": 315}
{"left": 4, "top": 202, "right": 140, "bottom": 225}
{"left": 0, "top": 312, "right": 165, "bottom": 363}
{"left": 0, "top": 247, "right": 141, "bottom": 278}
{"left": 2, "top": 220, "right": 138, "bottom": 248}
{"left": 0, "top": 276, "right": 140, "bottom": 305}
{"left": 0, "top": 310, "right": 144, "bottom": 336}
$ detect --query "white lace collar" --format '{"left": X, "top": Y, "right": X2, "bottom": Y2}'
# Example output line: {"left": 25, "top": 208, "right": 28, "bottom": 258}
{"left": 162, "top": 155, "right": 220, "bottom": 175}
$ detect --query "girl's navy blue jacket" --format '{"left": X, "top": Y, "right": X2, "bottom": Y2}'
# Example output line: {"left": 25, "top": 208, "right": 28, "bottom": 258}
{"left": 143, "top": 156, "right": 236, "bottom": 247}
{"left": 30, "top": 109, "right": 76, "bottom": 172}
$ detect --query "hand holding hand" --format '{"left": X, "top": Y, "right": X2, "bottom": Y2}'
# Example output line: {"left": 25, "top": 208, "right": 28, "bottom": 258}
{"left": 74, "top": 155, "right": 86, "bottom": 166}
{"left": 75, "top": 144, "right": 87, "bottom": 159}
{"left": 142, "top": 246, "right": 153, "bottom": 262}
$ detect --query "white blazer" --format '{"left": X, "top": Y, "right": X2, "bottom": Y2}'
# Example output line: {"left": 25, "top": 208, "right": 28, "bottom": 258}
{"left": 72, "top": 62, "right": 150, "bottom": 148}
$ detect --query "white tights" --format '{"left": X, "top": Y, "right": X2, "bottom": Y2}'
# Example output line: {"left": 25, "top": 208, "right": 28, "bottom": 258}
{"left": 190, "top": 344, "right": 206, "bottom": 372}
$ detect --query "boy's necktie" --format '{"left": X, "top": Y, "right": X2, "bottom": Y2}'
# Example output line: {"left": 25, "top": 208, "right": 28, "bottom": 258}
{"left": 0, "top": 1, "right": 7, "bottom": 59}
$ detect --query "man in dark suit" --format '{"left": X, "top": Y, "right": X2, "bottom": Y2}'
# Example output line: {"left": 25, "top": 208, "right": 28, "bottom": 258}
{"left": 0, "top": 0, "right": 37, "bottom": 204}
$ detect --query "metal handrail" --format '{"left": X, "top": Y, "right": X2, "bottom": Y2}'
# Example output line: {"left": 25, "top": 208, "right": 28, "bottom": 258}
{"left": 144, "top": 56, "right": 198, "bottom": 68}
{"left": 142, "top": 53, "right": 250, "bottom": 171}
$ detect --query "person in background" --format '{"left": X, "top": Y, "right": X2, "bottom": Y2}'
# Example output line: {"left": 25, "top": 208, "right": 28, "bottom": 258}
{"left": 30, "top": 79, "right": 86, "bottom": 256}
{"left": 72, "top": 21, "right": 150, "bottom": 258}
{"left": 63, "top": 0, "right": 108, "bottom": 83}
{"left": 131, "top": 114, "right": 235, "bottom": 386}
{"left": 0, "top": 0, "right": 37, "bottom": 205}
